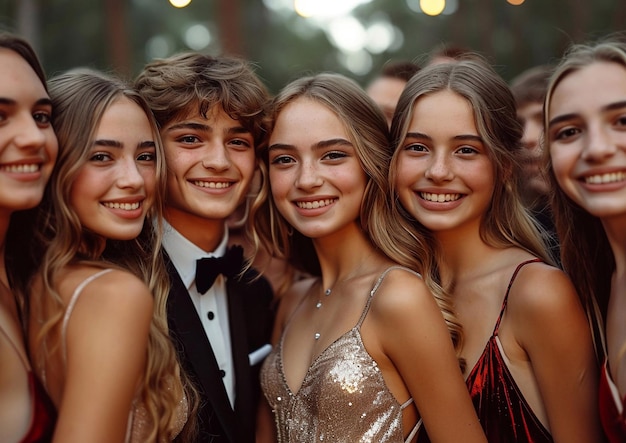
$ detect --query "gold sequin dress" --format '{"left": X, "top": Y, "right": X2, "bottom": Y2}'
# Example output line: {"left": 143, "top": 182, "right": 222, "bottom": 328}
{"left": 261, "top": 266, "right": 422, "bottom": 443}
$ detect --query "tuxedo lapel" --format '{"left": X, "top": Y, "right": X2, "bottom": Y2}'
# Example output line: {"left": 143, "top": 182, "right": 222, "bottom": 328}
{"left": 227, "top": 279, "right": 255, "bottom": 426}
{"left": 164, "top": 253, "right": 237, "bottom": 441}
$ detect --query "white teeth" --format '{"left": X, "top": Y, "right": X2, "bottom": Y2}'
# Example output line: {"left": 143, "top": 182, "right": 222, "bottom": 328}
{"left": 193, "top": 181, "right": 232, "bottom": 189}
{"left": 103, "top": 202, "right": 141, "bottom": 210}
{"left": 296, "top": 199, "right": 336, "bottom": 209}
{"left": 420, "top": 192, "right": 461, "bottom": 202}
{"left": 0, "top": 164, "right": 40, "bottom": 173}
{"left": 584, "top": 171, "right": 626, "bottom": 184}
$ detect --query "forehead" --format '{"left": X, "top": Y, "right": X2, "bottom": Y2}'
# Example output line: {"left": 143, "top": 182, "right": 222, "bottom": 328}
{"left": 409, "top": 90, "right": 476, "bottom": 131}
{"left": 550, "top": 61, "right": 626, "bottom": 114}
{"left": 271, "top": 98, "right": 348, "bottom": 141}
{"left": 0, "top": 48, "right": 45, "bottom": 94}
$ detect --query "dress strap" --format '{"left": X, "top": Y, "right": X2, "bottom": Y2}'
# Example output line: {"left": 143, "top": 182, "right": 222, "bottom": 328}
{"left": 60, "top": 269, "right": 113, "bottom": 365}
{"left": 493, "top": 258, "right": 541, "bottom": 336}
{"left": 355, "top": 266, "right": 422, "bottom": 329}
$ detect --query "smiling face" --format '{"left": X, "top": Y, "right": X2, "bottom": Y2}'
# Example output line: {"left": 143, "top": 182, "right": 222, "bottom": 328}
{"left": 70, "top": 97, "right": 156, "bottom": 241}
{"left": 548, "top": 61, "right": 626, "bottom": 221}
{"left": 160, "top": 105, "right": 256, "bottom": 228}
{"left": 0, "top": 48, "right": 58, "bottom": 216}
{"left": 395, "top": 90, "right": 495, "bottom": 236}
{"left": 268, "top": 97, "right": 367, "bottom": 240}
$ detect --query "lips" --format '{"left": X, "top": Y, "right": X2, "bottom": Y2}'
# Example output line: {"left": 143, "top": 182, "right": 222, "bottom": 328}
{"left": 295, "top": 198, "right": 336, "bottom": 209}
{"left": 102, "top": 201, "right": 141, "bottom": 210}
{"left": 0, "top": 163, "right": 40, "bottom": 173}
{"left": 192, "top": 180, "right": 233, "bottom": 189}
{"left": 583, "top": 171, "right": 626, "bottom": 184}
{"left": 420, "top": 192, "right": 462, "bottom": 202}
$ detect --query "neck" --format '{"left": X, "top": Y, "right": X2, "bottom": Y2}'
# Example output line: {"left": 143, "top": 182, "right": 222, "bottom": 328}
{"left": 313, "top": 222, "right": 386, "bottom": 290}
{"left": 164, "top": 207, "right": 225, "bottom": 253}
{"left": 433, "top": 222, "right": 494, "bottom": 287}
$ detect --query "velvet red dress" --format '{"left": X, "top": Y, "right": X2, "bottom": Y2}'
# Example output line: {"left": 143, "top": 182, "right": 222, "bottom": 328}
{"left": 418, "top": 259, "right": 553, "bottom": 443}
{"left": 599, "top": 359, "right": 626, "bottom": 442}
{"left": 19, "top": 371, "right": 56, "bottom": 443}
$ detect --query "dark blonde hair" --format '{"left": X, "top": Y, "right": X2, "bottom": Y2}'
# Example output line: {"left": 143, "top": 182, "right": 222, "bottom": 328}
{"left": 250, "top": 73, "right": 396, "bottom": 274}
{"left": 389, "top": 59, "right": 555, "bottom": 368}
{"left": 26, "top": 69, "right": 196, "bottom": 441}
{"left": 543, "top": 37, "right": 626, "bottom": 360}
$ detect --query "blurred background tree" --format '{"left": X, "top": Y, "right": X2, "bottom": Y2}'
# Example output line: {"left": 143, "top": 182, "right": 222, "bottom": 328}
{"left": 1, "top": 0, "right": 624, "bottom": 93}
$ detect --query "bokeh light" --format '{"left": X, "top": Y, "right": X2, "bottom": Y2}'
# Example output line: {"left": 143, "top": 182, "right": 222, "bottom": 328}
{"left": 507, "top": 0, "right": 525, "bottom": 5}
{"left": 420, "top": 0, "right": 445, "bottom": 16}
{"left": 169, "top": 0, "right": 192, "bottom": 8}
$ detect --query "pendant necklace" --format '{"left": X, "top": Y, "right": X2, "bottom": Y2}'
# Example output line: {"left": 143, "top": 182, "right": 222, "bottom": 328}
{"left": 314, "top": 287, "right": 332, "bottom": 340}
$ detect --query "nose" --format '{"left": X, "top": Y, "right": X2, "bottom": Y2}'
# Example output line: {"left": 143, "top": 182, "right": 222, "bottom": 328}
{"left": 117, "top": 157, "right": 145, "bottom": 189}
{"left": 13, "top": 114, "right": 47, "bottom": 151}
{"left": 295, "top": 160, "right": 323, "bottom": 190}
{"left": 202, "top": 143, "right": 231, "bottom": 171}
{"left": 581, "top": 123, "right": 616, "bottom": 162}
{"left": 425, "top": 152, "right": 453, "bottom": 182}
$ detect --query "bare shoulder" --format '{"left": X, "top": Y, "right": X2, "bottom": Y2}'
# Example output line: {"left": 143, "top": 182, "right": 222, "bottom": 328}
{"left": 58, "top": 266, "right": 153, "bottom": 320}
{"left": 369, "top": 267, "right": 440, "bottom": 321}
{"left": 506, "top": 261, "right": 588, "bottom": 347}
{"left": 507, "top": 261, "right": 581, "bottom": 316}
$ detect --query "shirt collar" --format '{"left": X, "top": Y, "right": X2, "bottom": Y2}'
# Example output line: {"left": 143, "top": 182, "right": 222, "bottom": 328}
{"left": 161, "top": 219, "right": 229, "bottom": 290}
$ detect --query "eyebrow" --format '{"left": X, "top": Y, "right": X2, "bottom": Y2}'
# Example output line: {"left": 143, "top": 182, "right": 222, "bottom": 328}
{"left": 268, "top": 138, "right": 353, "bottom": 152}
{"left": 0, "top": 97, "right": 53, "bottom": 107}
{"left": 93, "top": 139, "right": 155, "bottom": 149}
{"left": 165, "top": 121, "right": 251, "bottom": 135}
{"left": 549, "top": 100, "right": 626, "bottom": 128}
{"left": 405, "top": 131, "right": 483, "bottom": 143}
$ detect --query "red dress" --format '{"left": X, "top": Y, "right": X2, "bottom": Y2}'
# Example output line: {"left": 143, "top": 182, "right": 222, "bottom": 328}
{"left": 19, "top": 371, "right": 56, "bottom": 443}
{"left": 418, "top": 259, "right": 553, "bottom": 443}
{"left": 599, "top": 359, "right": 626, "bottom": 442}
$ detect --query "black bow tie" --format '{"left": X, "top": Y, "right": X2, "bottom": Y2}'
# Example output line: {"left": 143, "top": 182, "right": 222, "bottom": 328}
{"left": 195, "top": 245, "right": 244, "bottom": 294}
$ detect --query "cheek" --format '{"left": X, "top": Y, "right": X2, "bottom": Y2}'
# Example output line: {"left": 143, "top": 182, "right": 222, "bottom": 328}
{"left": 269, "top": 169, "right": 292, "bottom": 200}
{"left": 549, "top": 147, "right": 575, "bottom": 185}
{"left": 394, "top": 158, "right": 418, "bottom": 193}
{"left": 233, "top": 151, "right": 257, "bottom": 179}
{"left": 141, "top": 168, "right": 157, "bottom": 198}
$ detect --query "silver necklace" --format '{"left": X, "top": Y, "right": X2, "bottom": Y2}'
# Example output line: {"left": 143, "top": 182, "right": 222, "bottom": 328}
{"left": 314, "top": 288, "right": 332, "bottom": 340}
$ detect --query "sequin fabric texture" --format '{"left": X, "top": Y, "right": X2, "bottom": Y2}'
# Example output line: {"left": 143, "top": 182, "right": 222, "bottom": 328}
{"left": 261, "top": 267, "right": 420, "bottom": 443}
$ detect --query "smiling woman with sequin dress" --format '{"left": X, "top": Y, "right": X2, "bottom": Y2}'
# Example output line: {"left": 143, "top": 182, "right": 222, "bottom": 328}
{"left": 251, "top": 73, "right": 487, "bottom": 443}
{"left": 9, "top": 69, "right": 196, "bottom": 443}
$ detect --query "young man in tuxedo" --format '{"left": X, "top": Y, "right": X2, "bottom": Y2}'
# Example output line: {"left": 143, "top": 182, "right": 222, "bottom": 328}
{"left": 136, "top": 53, "right": 274, "bottom": 443}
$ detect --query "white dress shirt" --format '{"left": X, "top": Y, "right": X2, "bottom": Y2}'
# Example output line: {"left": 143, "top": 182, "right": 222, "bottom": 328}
{"left": 162, "top": 220, "right": 235, "bottom": 408}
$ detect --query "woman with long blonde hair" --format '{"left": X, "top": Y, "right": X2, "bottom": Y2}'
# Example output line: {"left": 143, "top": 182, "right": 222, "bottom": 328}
{"left": 13, "top": 69, "right": 196, "bottom": 442}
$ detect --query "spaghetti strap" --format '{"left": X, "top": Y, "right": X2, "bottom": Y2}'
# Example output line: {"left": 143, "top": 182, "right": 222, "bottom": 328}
{"left": 60, "top": 269, "right": 113, "bottom": 365}
{"left": 493, "top": 258, "right": 542, "bottom": 336}
{"left": 355, "top": 265, "right": 422, "bottom": 329}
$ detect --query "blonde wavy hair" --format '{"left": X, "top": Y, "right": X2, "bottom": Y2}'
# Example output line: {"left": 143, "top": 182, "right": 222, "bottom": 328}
{"left": 389, "top": 59, "right": 556, "bottom": 370}
{"left": 25, "top": 69, "right": 196, "bottom": 441}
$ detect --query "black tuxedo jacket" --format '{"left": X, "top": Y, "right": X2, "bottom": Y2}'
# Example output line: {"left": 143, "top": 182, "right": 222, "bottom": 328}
{"left": 164, "top": 251, "right": 274, "bottom": 443}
